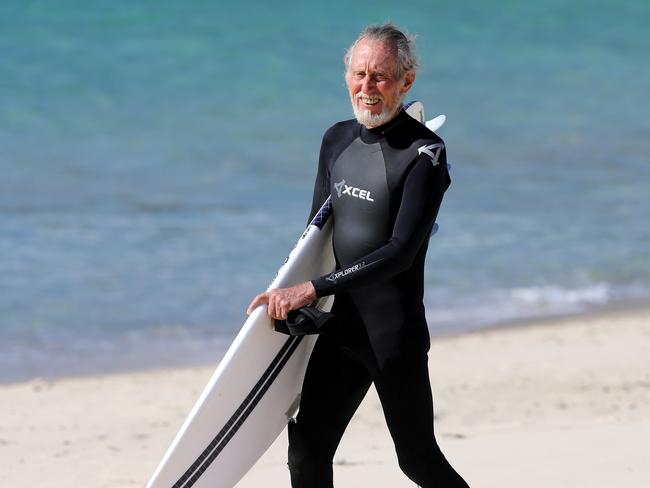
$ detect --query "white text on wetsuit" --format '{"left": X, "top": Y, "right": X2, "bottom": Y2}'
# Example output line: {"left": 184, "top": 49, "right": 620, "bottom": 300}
{"left": 334, "top": 179, "right": 375, "bottom": 202}
{"left": 325, "top": 261, "right": 367, "bottom": 282}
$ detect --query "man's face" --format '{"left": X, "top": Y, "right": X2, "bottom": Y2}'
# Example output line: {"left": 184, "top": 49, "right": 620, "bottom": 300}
{"left": 346, "top": 38, "right": 415, "bottom": 128}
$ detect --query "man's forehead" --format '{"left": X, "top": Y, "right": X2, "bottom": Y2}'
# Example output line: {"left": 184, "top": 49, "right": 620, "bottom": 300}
{"left": 349, "top": 39, "right": 398, "bottom": 71}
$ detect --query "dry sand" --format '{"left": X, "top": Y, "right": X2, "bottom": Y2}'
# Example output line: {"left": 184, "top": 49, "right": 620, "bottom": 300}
{"left": 2, "top": 307, "right": 649, "bottom": 487}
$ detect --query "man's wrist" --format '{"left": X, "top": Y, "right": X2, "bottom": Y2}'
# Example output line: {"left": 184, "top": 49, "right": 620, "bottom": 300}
{"left": 303, "top": 281, "right": 317, "bottom": 302}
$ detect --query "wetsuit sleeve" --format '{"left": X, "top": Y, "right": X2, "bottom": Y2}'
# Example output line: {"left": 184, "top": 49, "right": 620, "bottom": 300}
{"left": 311, "top": 148, "right": 449, "bottom": 297}
{"left": 307, "top": 130, "right": 333, "bottom": 223}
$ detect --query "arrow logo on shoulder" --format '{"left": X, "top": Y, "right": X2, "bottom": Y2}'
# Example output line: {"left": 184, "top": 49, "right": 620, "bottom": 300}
{"left": 334, "top": 179, "right": 346, "bottom": 198}
{"left": 417, "top": 143, "right": 444, "bottom": 166}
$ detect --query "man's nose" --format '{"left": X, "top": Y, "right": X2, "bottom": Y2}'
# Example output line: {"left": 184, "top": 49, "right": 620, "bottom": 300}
{"left": 361, "top": 75, "right": 376, "bottom": 92}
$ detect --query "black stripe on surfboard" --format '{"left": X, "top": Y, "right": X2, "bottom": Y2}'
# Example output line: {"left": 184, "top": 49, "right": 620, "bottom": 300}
{"left": 309, "top": 197, "right": 332, "bottom": 230}
{"left": 172, "top": 335, "right": 303, "bottom": 488}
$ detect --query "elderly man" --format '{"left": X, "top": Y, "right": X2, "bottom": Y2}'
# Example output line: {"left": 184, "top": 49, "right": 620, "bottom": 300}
{"left": 248, "top": 23, "right": 469, "bottom": 488}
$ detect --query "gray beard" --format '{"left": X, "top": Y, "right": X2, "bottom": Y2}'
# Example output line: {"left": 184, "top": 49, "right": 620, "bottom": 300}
{"left": 351, "top": 94, "right": 405, "bottom": 128}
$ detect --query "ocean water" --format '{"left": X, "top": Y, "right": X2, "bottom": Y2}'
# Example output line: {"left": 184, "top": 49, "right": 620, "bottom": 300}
{"left": 1, "top": 1, "right": 649, "bottom": 381}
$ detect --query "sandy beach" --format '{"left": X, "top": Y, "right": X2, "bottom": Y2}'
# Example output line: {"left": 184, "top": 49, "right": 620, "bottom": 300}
{"left": 2, "top": 306, "right": 649, "bottom": 487}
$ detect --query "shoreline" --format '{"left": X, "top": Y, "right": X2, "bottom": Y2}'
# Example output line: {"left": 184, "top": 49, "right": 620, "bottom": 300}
{"left": 4, "top": 297, "right": 650, "bottom": 386}
{"left": 440, "top": 296, "right": 650, "bottom": 338}
{"left": 2, "top": 305, "right": 649, "bottom": 487}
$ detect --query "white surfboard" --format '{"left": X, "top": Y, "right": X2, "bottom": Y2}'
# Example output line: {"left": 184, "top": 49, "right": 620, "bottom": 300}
{"left": 426, "top": 114, "right": 446, "bottom": 132}
{"left": 145, "top": 199, "right": 335, "bottom": 488}
{"left": 404, "top": 100, "right": 446, "bottom": 133}
{"left": 145, "top": 103, "right": 445, "bottom": 488}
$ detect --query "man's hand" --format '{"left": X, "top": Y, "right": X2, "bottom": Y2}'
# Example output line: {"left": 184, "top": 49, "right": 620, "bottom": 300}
{"left": 246, "top": 281, "right": 317, "bottom": 320}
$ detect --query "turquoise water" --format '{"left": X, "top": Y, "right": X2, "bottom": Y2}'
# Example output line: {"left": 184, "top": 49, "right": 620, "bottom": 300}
{"left": 1, "top": 1, "right": 649, "bottom": 380}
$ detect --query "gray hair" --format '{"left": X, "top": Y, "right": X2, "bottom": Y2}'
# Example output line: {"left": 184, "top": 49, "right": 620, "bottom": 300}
{"left": 344, "top": 23, "right": 419, "bottom": 79}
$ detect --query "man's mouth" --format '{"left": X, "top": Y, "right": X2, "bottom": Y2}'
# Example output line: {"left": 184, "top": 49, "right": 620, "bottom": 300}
{"left": 356, "top": 94, "right": 382, "bottom": 106}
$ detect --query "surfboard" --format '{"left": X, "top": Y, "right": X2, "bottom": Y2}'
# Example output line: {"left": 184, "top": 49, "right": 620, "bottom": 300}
{"left": 404, "top": 100, "right": 446, "bottom": 132}
{"left": 144, "top": 199, "right": 335, "bottom": 488}
{"left": 145, "top": 103, "right": 446, "bottom": 488}
{"left": 426, "top": 114, "right": 446, "bottom": 132}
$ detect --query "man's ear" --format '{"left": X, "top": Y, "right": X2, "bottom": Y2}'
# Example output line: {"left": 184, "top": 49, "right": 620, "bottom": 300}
{"left": 400, "top": 71, "right": 416, "bottom": 94}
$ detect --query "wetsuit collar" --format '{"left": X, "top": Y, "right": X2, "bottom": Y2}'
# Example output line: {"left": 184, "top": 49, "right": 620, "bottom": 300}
{"left": 359, "top": 109, "right": 408, "bottom": 143}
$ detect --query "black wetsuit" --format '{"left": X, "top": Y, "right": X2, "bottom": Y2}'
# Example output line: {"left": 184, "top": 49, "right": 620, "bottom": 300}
{"left": 288, "top": 109, "right": 469, "bottom": 487}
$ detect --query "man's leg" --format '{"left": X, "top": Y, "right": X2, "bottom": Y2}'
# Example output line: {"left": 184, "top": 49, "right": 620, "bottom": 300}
{"left": 288, "top": 333, "right": 372, "bottom": 488}
{"left": 373, "top": 352, "right": 470, "bottom": 488}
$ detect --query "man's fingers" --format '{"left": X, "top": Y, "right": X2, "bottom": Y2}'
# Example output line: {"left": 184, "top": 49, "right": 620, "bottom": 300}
{"left": 268, "top": 294, "right": 288, "bottom": 321}
{"left": 279, "top": 305, "right": 289, "bottom": 321}
{"left": 267, "top": 298, "right": 276, "bottom": 320}
{"left": 247, "top": 285, "right": 307, "bottom": 319}
{"left": 246, "top": 293, "right": 269, "bottom": 315}
{"left": 279, "top": 300, "right": 290, "bottom": 321}
{"left": 271, "top": 295, "right": 288, "bottom": 321}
